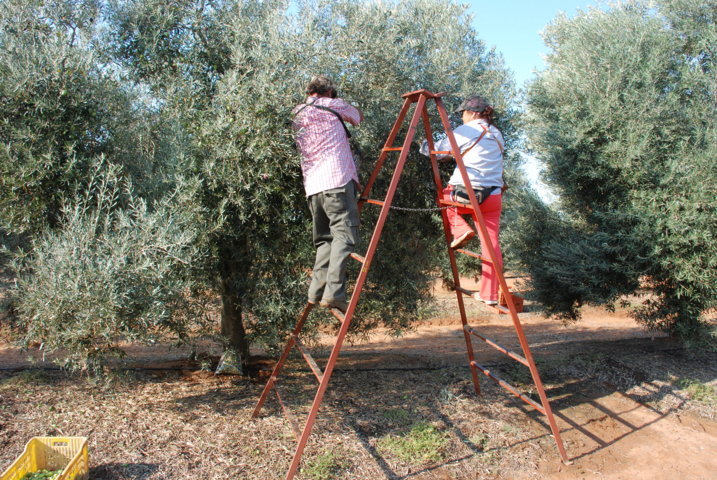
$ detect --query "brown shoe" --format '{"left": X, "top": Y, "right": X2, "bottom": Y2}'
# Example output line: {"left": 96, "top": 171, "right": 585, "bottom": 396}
{"left": 320, "top": 299, "right": 349, "bottom": 313}
{"left": 450, "top": 230, "right": 475, "bottom": 249}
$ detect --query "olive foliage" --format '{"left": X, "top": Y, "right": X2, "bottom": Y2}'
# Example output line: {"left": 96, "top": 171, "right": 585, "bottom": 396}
{"left": 1, "top": 0, "right": 115, "bottom": 235}
{"left": 1, "top": 0, "right": 210, "bottom": 371}
{"left": 12, "top": 164, "right": 211, "bottom": 374}
{"left": 4, "top": 0, "right": 520, "bottom": 369}
{"left": 108, "top": 0, "right": 520, "bottom": 356}
{"left": 520, "top": 0, "right": 716, "bottom": 342}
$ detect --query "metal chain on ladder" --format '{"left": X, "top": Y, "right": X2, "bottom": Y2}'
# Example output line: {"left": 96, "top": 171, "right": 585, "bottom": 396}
{"left": 388, "top": 204, "right": 451, "bottom": 212}
{"left": 360, "top": 198, "right": 452, "bottom": 212}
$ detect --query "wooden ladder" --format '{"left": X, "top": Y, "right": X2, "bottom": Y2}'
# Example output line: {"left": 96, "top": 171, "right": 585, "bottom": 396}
{"left": 252, "top": 89, "right": 569, "bottom": 480}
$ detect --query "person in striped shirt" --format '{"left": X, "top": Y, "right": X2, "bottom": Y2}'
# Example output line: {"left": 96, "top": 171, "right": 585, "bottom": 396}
{"left": 293, "top": 75, "right": 364, "bottom": 313}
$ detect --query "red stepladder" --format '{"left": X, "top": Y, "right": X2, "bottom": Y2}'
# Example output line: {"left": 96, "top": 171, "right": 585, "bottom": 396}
{"left": 252, "top": 90, "right": 569, "bottom": 480}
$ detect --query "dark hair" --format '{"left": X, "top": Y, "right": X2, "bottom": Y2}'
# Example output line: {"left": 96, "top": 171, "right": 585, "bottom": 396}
{"left": 479, "top": 105, "right": 495, "bottom": 125}
{"left": 306, "top": 75, "right": 337, "bottom": 97}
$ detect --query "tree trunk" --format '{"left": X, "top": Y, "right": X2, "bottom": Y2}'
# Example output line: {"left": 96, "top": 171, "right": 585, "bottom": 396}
{"left": 218, "top": 238, "right": 250, "bottom": 363}
{"left": 220, "top": 285, "right": 249, "bottom": 362}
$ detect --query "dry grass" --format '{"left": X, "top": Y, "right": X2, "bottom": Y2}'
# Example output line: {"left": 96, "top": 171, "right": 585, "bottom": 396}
{"left": 1, "top": 339, "right": 715, "bottom": 480}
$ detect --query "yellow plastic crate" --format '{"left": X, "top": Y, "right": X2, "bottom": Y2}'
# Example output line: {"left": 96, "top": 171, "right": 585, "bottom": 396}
{"left": 0, "top": 437, "right": 88, "bottom": 480}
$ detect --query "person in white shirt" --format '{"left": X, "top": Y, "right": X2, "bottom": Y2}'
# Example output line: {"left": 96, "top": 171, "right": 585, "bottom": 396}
{"left": 420, "top": 95, "right": 505, "bottom": 305}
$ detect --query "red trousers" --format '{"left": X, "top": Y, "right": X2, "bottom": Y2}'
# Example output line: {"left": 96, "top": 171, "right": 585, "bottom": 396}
{"left": 442, "top": 186, "right": 503, "bottom": 302}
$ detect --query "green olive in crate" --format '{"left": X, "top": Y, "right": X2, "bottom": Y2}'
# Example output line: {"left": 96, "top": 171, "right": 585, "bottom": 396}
{"left": 20, "top": 470, "right": 63, "bottom": 480}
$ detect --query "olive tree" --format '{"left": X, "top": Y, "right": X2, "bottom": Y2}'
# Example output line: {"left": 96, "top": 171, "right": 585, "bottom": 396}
{"left": 12, "top": 164, "right": 211, "bottom": 374}
{"left": 108, "top": 0, "right": 520, "bottom": 360}
{"left": 521, "top": 0, "right": 716, "bottom": 343}
{"left": 0, "top": 0, "right": 173, "bottom": 237}
{"left": 4, "top": 0, "right": 521, "bottom": 370}
{"left": 1, "top": 0, "right": 208, "bottom": 371}
{"left": 0, "top": 0, "right": 113, "bottom": 236}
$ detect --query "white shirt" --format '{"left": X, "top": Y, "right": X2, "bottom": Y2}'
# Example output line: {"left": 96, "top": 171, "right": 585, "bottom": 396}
{"left": 421, "top": 119, "right": 504, "bottom": 192}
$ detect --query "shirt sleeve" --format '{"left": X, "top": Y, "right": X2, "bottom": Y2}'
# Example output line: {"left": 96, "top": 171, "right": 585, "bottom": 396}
{"left": 420, "top": 139, "right": 451, "bottom": 159}
{"left": 420, "top": 125, "right": 475, "bottom": 158}
{"left": 327, "top": 98, "right": 362, "bottom": 126}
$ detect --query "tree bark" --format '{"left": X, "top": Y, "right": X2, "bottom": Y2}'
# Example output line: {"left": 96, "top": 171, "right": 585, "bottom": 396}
{"left": 218, "top": 237, "right": 250, "bottom": 363}
{"left": 220, "top": 285, "right": 249, "bottom": 362}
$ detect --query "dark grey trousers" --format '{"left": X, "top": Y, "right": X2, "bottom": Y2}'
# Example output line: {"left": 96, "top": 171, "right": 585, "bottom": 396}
{"left": 307, "top": 181, "right": 360, "bottom": 304}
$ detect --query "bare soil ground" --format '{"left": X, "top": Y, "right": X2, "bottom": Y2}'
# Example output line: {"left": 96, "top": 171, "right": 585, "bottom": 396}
{"left": 1, "top": 279, "right": 716, "bottom": 479}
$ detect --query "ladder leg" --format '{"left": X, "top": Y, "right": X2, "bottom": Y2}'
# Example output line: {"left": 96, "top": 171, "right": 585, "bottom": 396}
{"left": 284, "top": 308, "right": 353, "bottom": 480}
{"left": 511, "top": 317, "right": 570, "bottom": 462}
{"left": 449, "top": 248, "right": 482, "bottom": 396}
{"left": 359, "top": 96, "right": 414, "bottom": 211}
{"left": 421, "top": 105, "right": 481, "bottom": 395}
{"left": 285, "top": 95, "right": 431, "bottom": 479}
{"left": 252, "top": 302, "right": 314, "bottom": 418}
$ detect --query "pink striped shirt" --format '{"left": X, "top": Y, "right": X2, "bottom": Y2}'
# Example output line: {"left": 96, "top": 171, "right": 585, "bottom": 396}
{"left": 293, "top": 97, "right": 362, "bottom": 197}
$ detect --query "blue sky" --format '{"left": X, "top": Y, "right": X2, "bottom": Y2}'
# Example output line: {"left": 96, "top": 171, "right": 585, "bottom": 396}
{"left": 461, "top": 1, "right": 605, "bottom": 201}
{"left": 464, "top": 0, "right": 602, "bottom": 87}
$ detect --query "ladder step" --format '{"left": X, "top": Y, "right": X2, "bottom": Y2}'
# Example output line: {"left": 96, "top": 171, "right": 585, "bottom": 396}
{"left": 431, "top": 150, "right": 452, "bottom": 155}
{"left": 361, "top": 198, "right": 385, "bottom": 207}
{"left": 470, "top": 361, "right": 546, "bottom": 414}
{"left": 438, "top": 199, "right": 474, "bottom": 209}
{"left": 491, "top": 304, "right": 510, "bottom": 314}
{"left": 327, "top": 306, "right": 346, "bottom": 322}
{"left": 463, "top": 325, "right": 528, "bottom": 366}
{"left": 455, "top": 286, "right": 476, "bottom": 297}
{"left": 292, "top": 335, "right": 324, "bottom": 383}
{"left": 382, "top": 147, "right": 403, "bottom": 152}
{"left": 271, "top": 381, "right": 302, "bottom": 440}
{"left": 350, "top": 252, "right": 366, "bottom": 263}
{"left": 454, "top": 249, "right": 492, "bottom": 264}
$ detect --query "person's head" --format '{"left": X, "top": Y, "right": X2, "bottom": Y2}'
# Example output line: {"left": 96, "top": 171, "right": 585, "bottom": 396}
{"left": 306, "top": 75, "right": 337, "bottom": 98}
{"left": 455, "top": 95, "right": 495, "bottom": 125}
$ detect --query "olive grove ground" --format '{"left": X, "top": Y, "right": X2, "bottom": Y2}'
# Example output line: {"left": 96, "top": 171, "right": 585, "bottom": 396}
{"left": 1, "top": 278, "right": 715, "bottom": 479}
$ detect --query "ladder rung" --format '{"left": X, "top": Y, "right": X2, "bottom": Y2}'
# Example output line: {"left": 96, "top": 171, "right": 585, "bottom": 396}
{"left": 382, "top": 147, "right": 403, "bottom": 152}
{"left": 271, "top": 381, "right": 302, "bottom": 439}
{"left": 491, "top": 304, "right": 510, "bottom": 315}
{"left": 454, "top": 249, "right": 492, "bottom": 264}
{"left": 431, "top": 150, "right": 452, "bottom": 155}
{"left": 464, "top": 325, "right": 528, "bottom": 366}
{"left": 455, "top": 286, "right": 476, "bottom": 297}
{"left": 470, "top": 361, "right": 546, "bottom": 414}
{"left": 350, "top": 253, "right": 366, "bottom": 263}
{"left": 292, "top": 335, "right": 324, "bottom": 383}
{"left": 438, "top": 199, "right": 474, "bottom": 209}
{"left": 362, "top": 198, "right": 385, "bottom": 207}
{"left": 327, "top": 307, "right": 346, "bottom": 322}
